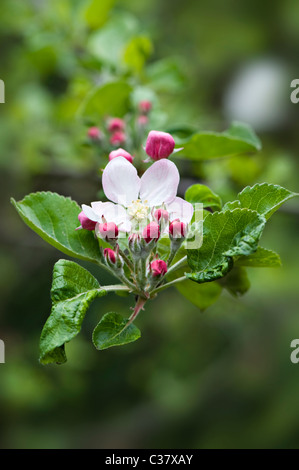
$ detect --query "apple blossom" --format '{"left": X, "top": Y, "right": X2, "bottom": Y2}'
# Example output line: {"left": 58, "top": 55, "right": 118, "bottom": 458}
{"left": 81, "top": 156, "right": 193, "bottom": 235}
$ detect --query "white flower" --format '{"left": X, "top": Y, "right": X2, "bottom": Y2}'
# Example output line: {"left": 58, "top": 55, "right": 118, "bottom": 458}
{"left": 82, "top": 157, "right": 193, "bottom": 233}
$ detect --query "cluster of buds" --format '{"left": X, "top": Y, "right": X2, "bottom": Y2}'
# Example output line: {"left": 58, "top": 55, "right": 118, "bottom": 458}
{"left": 86, "top": 117, "right": 127, "bottom": 152}
{"left": 77, "top": 205, "right": 188, "bottom": 296}
{"left": 107, "top": 118, "right": 126, "bottom": 146}
{"left": 137, "top": 100, "right": 152, "bottom": 128}
{"left": 77, "top": 137, "right": 192, "bottom": 299}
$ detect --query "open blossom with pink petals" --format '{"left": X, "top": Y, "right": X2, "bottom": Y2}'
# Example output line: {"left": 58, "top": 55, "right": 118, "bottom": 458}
{"left": 82, "top": 157, "right": 193, "bottom": 235}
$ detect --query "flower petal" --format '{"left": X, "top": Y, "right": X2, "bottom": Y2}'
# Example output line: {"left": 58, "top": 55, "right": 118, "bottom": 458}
{"left": 91, "top": 201, "right": 131, "bottom": 232}
{"left": 140, "top": 159, "right": 180, "bottom": 206}
{"left": 82, "top": 204, "right": 101, "bottom": 222}
{"left": 167, "top": 197, "right": 194, "bottom": 223}
{"left": 102, "top": 157, "right": 140, "bottom": 206}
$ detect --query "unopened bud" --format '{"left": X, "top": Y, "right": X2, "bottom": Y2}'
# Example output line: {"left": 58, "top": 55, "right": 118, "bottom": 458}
{"left": 103, "top": 248, "right": 116, "bottom": 264}
{"left": 169, "top": 219, "right": 187, "bottom": 239}
{"left": 142, "top": 222, "right": 160, "bottom": 244}
{"left": 103, "top": 246, "right": 124, "bottom": 271}
{"left": 145, "top": 130, "right": 175, "bottom": 161}
{"left": 153, "top": 209, "right": 169, "bottom": 224}
{"left": 109, "top": 148, "right": 133, "bottom": 163}
{"left": 110, "top": 131, "right": 126, "bottom": 146}
{"left": 108, "top": 118, "right": 125, "bottom": 133}
{"left": 137, "top": 115, "right": 149, "bottom": 127}
{"left": 96, "top": 222, "right": 119, "bottom": 243}
{"left": 87, "top": 126, "right": 102, "bottom": 140}
{"left": 76, "top": 211, "right": 97, "bottom": 231}
{"left": 128, "top": 233, "right": 142, "bottom": 257}
{"left": 139, "top": 100, "right": 152, "bottom": 114}
{"left": 150, "top": 259, "right": 168, "bottom": 277}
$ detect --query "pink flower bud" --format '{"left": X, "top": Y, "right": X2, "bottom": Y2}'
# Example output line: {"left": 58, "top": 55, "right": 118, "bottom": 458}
{"left": 139, "top": 101, "right": 152, "bottom": 114}
{"left": 103, "top": 248, "right": 116, "bottom": 264}
{"left": 96, "top": 222, "right": 119, "bottom": 240}
{"left": 110, "top": 131, "right": 126, "bottom": 146}
{"left": 77, "top": 211, "right": 97, "bottom": 231}
{"left": 108, "top": 118, "right": 125, "bottom": 133}
{"left": 137, "top": 115, "right": 149, "bottom": 127}
{"left": 142, "top": 222, "right": 160, "bottom": 244}
{"left": 145, "top": 130, "right": 175, "bottom": 161}
{"left": 150, "top": 259, "right": 167, "bottom": 277}
{"left": 169, "top": 219, "right": 187, "bottom": 238}
{"left": 87, "top": 126, "right": 102, "bottom": 140}
{"left": 109, "top": 148, "right": 134, "bottom": 163}
{"left": 153, "top": 209, "right": 169, "bottom": 224}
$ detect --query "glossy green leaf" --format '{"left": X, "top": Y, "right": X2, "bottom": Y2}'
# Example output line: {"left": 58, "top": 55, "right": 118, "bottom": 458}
{"left": 93, "top": 312, "right": 141, "bottom": 350}
{"left": 185, "top": 184, "right": 222, "bottom": 211}
{"left": 234, "top": 246, "right": 282, "bottom": 268}
{"left": 187, "top": 208, "right": 266, "bottom": 283}
{"left": 79, "top": 81, "right": 133, "bottom": 120}
{"left": 223, "top": 183, "right": 298, "bottom": 220}
{"left": 11, "top": 192, "right": 102, "bottom": 264}
{"left": 39, "top": 260, "right": 106, "bottom": 365}
{"left": 175, "top": 121, "right": 261, "bottom": 160}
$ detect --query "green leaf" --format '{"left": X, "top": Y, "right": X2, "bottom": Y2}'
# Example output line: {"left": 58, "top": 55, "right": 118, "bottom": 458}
{"left": 225, "top": 121, "right": 262, "bottom": 149}
{"left": 123, "top": 36, "right": 153, "bottom": 74}
{"left": 39, "top": 260, "right": 106, "bottom": 365}
{"left": 11, "top": 192, "right": 102, "bottom": 264}
{"left": 187, "top": 208, "right": 266, "bottom": 283}
{"left": 234, "top": 246, "right": 282, "bottom": 268}
{"left": 83, "top": 0, "right": 115, "bottom": 29}
{"left": 93, "top": 312, "right": 141, "bottom": 350}
{"left": 78, "top": 81, "right": 133, "bottom": 120}
{"left": 219, "top": 266, "right": 250, "bottom": 297}
{"left": 146, "top": 58, "right": 186, "bottom": 92}
{"left": 87, "top": 12, "right": 139, "bottom": 67}
{"left": 185, "top": 184, "right": 222, "bottom": 211}
{"left": 167, "top": 266, "right": 222, "bottom": 311}
{"left": 175, "top": 121, "right": 261, "bottom": 160}
{"left": 223, "top": 183, "right": 298, "bottom": 220}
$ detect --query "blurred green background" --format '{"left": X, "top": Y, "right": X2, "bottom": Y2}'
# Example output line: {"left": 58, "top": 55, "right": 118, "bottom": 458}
{"left": 1, "top": 0, "right": 299, "bottom": 449}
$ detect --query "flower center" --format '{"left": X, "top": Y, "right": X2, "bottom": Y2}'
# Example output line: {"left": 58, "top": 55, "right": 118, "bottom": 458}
{"left": 127, "top": 199, "right": 150, "bottom": 223}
